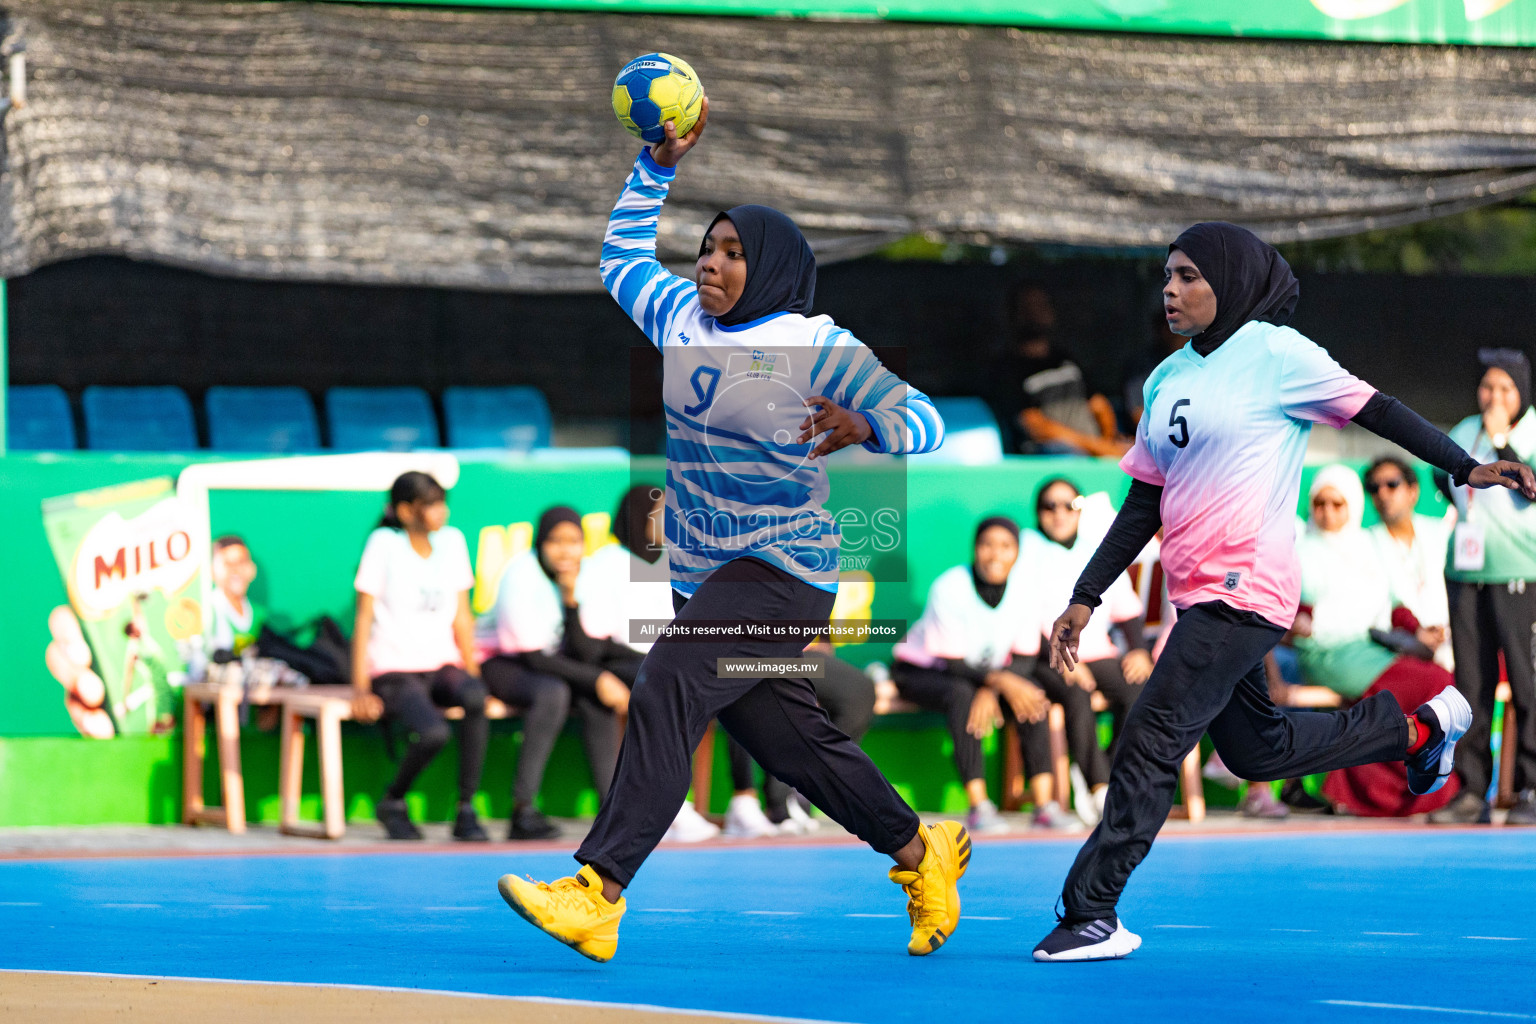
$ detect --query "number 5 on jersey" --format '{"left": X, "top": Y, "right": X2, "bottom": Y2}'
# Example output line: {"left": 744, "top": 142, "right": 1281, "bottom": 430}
{"left": 1168, "top": 399, "right": 1191, "bottom": 449}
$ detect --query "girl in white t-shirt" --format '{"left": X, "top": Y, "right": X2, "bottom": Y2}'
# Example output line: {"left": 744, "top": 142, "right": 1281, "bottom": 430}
{"left": 1028, "top": 478, "right": 1152, "bottom": 818}
{"left": 892, "top": 516, "right": 1060, "bottom": 831}
{"left": 351, "top": 472, "right": 488, "bottom": 842}
{"left": 481, "top": 506, "right": 638, "bottom": 840}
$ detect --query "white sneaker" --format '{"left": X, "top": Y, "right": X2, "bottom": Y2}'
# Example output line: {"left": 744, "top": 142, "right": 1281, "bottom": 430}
{"left": 781, "top": 795, "right": 820, "bottom": 834}
{"left": 1033, "top": 800, "right": 1086, "bottom": 832}
{"left": 664, "top": 801, "right": 720, "bottom": 843}
{"left": 723, "top": 794, "right": 779, "bottom": 838}
{"left": 966, "top": 798, "right": 1011, "bottom": 835}
{"left": 1070, "top": 765, "right": 1100, "bottom": 827}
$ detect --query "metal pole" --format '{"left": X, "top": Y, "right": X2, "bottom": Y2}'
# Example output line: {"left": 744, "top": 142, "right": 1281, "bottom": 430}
{"left": 1, "top": 278, "right": 8, "bottom": 455}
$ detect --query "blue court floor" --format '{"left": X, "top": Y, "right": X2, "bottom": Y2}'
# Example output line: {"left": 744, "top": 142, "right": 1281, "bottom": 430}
{"left": 2, "top": 830, "right": 1534, "bottom": 1023}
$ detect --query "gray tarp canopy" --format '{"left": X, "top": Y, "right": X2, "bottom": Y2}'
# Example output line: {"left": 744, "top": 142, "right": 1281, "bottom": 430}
{"left": 6, "top": 0, "right": 1536, "bottom": 291}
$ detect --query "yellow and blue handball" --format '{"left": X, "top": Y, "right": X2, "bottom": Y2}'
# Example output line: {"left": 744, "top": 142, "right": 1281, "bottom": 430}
{"left": 612, "top": 53, "right": 703, "bottom": 145}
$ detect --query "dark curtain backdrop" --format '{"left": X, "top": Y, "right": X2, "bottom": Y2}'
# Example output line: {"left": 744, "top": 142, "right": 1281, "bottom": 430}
{"left": 9, "top": 254, "right": 1520, "bottom": 431}
{"left": 5, "top": 1, "right": 1536, "bottom": 290}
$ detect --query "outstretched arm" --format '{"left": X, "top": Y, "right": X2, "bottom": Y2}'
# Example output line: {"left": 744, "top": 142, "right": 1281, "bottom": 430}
{"left": 1352, "top": 391, "right": 1536, "bottom": 499}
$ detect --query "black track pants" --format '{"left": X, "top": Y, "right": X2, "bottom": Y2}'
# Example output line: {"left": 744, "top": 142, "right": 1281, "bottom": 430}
{"left": 374, "top": 665, "right": 488, "bottom": 804}
{"left": 1449, "top": 579, "right": 1536, "bottom": 795}
{"left": 576, "top": 556, "right": 922, "bottom": 886}
{"left": 1060, "top": 601, "right": 1408, "bottom": 922}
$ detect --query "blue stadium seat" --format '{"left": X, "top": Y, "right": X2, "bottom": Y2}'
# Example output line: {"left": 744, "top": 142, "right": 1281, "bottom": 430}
{"left": 8, "top": 385, "right": 77, "bottom": 450}
{"left": 205, "top": 386, "right": 321, "bottom": 453}
{"left": 443, "top": 386, "right": 552, "bottom": 452}
{"left": 325, "top": 387, "right": 439, "bottom": 451}
{"left": 928, "top": 396, "right": 1005, "bottom": 464}
{"left": 82, "top": 386, "right": 198, "bottom": 451}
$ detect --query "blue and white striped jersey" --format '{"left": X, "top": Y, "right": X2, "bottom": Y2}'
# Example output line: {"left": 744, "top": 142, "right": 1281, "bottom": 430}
{"left": 601, "top": 149, "right": 945, "bottom": 595}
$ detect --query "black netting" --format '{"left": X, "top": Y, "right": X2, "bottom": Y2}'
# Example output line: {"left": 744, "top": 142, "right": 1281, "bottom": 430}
{"left": 5, "top": 1, "right": 1536, "bottom": 289}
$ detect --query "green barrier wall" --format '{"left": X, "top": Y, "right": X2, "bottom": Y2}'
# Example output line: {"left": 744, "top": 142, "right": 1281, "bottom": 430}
{"left": 0, "top": 452, "right": 1448, "bottom": 825}
{"left": 331, "top": 0, "right": 1536, "bottom": 47}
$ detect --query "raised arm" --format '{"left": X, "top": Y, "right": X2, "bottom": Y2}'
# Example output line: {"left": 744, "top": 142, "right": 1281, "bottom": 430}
{"left": 598, "top": 150, "right": 696, "bottom": 350}
{"left": 599, "top": 100, "right": 710, "bottom": 351}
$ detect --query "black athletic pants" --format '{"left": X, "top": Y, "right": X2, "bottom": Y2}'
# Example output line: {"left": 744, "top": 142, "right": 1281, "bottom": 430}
{"left": 1449, "top": 579, "right": 1536, "bottom": 796}
{"left": 1030, "top": 661, "right": 1110, "bottom": 788}
{"left": 577, "top": 556, "right": 922, "bottom": 886}
{"left": 726, "top": 654, "right": 878, "bottom": 816}
{"left": 373, "top": 666, "right": 487, "bottom": 804}
{"left": 481, "top": 655, "right": 624, "bottom": 804}
{"left": 892, "top": 657, "right": 1054, "bottom": 783}
{"left": 1060, "top": 601, "right": 1408, "bottom": 922}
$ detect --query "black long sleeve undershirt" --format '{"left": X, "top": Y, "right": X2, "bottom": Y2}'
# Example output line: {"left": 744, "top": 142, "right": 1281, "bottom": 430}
{"left": 1069, "top": 479, "right": 1163, "bottom": 610}
{"left": 523, "top": 606, "right": 642, "bottom": 700}
{"left": 1351, "top": 391, "right": 1479, "bottom": 486}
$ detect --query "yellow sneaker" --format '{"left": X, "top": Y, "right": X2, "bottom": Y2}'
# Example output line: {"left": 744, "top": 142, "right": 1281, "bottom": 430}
{"left": 889, "top": 820, "right": 970, "bottom": 956}
{"left": 497, "top": 864, "right": 626, "bottom": 962}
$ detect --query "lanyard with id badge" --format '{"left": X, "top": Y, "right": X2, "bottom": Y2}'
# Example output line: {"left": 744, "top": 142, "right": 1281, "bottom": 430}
{"left": 1453, "top": 428, "right": 1498, "bottom": 572}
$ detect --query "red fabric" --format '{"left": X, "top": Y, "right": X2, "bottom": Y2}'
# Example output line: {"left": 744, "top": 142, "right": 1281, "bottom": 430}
{"left": 1405, "top": 715, "right": 1427, "bottom": 754}
{"left": 1391, "top": 605, "right": 1421, "bottom": 634}
{"left": 1322, "top": 657, "right": 1462, "bottom": 817}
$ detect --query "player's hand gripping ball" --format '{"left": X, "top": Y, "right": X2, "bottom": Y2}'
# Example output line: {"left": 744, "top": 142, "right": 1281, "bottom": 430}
{"left": 612, "top": 53, "right": 703, "bottom": 144}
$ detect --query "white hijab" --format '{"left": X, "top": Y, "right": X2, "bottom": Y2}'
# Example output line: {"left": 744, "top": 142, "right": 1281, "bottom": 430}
{"left": 1299, "top": 462, "right": 1390, "bottom": 642}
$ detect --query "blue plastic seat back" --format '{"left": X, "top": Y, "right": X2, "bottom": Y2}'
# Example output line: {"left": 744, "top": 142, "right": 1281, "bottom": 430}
{"left": 326, "top": 387, "right": 439, "bottom": 451}
{"left": 206, "top": 386, "right": 321, "bottom": 453}
{"left": 443, "top": 386, "right": 552, "bottom": 451}
{"left": 928, "top": 396, "right": 1005, "bottom": 464}
{"left": 8, "top": 385, "right": 77, "bottom": 450}
{"left": 82, "top": 386, "right": 198, "bottom": 451}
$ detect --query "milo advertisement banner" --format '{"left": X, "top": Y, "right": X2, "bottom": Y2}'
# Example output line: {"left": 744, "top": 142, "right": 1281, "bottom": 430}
{"left": 41, "top": 478, "right": 204, "bottom": 737}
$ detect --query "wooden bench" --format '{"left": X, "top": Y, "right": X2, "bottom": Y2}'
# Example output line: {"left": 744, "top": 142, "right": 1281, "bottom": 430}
{"left": 182, "top": 678, "right": 285, "bottom": 834}
{"left": 183, "top": 679, "right": 514, "bottom": 839}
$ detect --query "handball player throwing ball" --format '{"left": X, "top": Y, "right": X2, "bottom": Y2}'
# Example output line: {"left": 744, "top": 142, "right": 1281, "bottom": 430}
{"left": 1033, "top": 222, "right": 1536, "bottom": 963}
{"left": 499, "top": 97, "right": 968, "bottom": 963}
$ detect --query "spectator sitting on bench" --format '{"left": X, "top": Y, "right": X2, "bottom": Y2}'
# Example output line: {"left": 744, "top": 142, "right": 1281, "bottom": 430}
{"left": 483, "top": 506, "right": 635, "bottom": 837}
{"left": 1293, "top": 464, "right": 1462, "bottom": 817}
{"left": 581, "top": 485, "right": 720, "bottom": 843}
{"left": 1026, "top": 477, "right": 1152, "bottom": 825}
{"left": 892, "top": 515, "right": 1072, "bottom": 834}
{"left": 722, "top": 633, "right": 879, "bottom": 838}
{"left": 209, "top": 535, "right": 264, "bottom": 658}
{"left": 350, "top": 471, "right": 490, "bottom": 843}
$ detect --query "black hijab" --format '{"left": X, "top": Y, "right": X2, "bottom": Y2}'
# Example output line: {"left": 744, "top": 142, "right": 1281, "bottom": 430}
{"left": 1479, "top": 347, "right": 1531, "bottom": 414}
{"left": 972, "top": 516, "right": 1020, "bottom": 610}
{"left": 612, "top": 484, "right": 664, "bottom": 565}
{"left": 703, "top": 205, "right": 816, "bottom": 327}
{"left": 535, "top": 506, "right": 582, "bottom": 581}
{"left": 1170, "top": 222, "right": 1300, "bottom": 357}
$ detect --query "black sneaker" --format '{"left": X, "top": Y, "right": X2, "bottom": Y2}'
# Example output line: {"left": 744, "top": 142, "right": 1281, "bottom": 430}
{"left": 508, "top": 806, "right": 561, "bottom": 841}
{"left": 452, "top": 806, "right": 490, "bottom": 842}
{"left": 1427, "top": 790, "right": 1490, "bottom": 825}
{"left": 1280, "top": 779, "right": 1330, "bottom": 812}
{"left": 376, "top": 798, "right": 423, "bottom": 841}
{"left": 1033, "top": 915, "right": 1142, "bottom": 962}
{"left": 1406, "top": 686, "right": 1472, "bottom": 796}
{"left": 1506, "top": 791, "right": 1536, "bottom": 826}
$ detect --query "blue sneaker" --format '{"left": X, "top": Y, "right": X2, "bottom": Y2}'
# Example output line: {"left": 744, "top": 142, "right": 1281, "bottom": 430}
{"left": 1406, "top": 686, "right": 1472, "bottom": 796}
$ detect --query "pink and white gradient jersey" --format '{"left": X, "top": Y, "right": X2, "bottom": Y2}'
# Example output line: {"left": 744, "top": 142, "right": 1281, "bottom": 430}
{"left": 1121, "top": 321, "right": 1375, "bottom": 629}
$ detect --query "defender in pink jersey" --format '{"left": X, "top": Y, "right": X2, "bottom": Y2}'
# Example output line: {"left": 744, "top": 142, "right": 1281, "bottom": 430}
{"left": 1032, "top": 222, "right": 1536, "bottom": 964}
